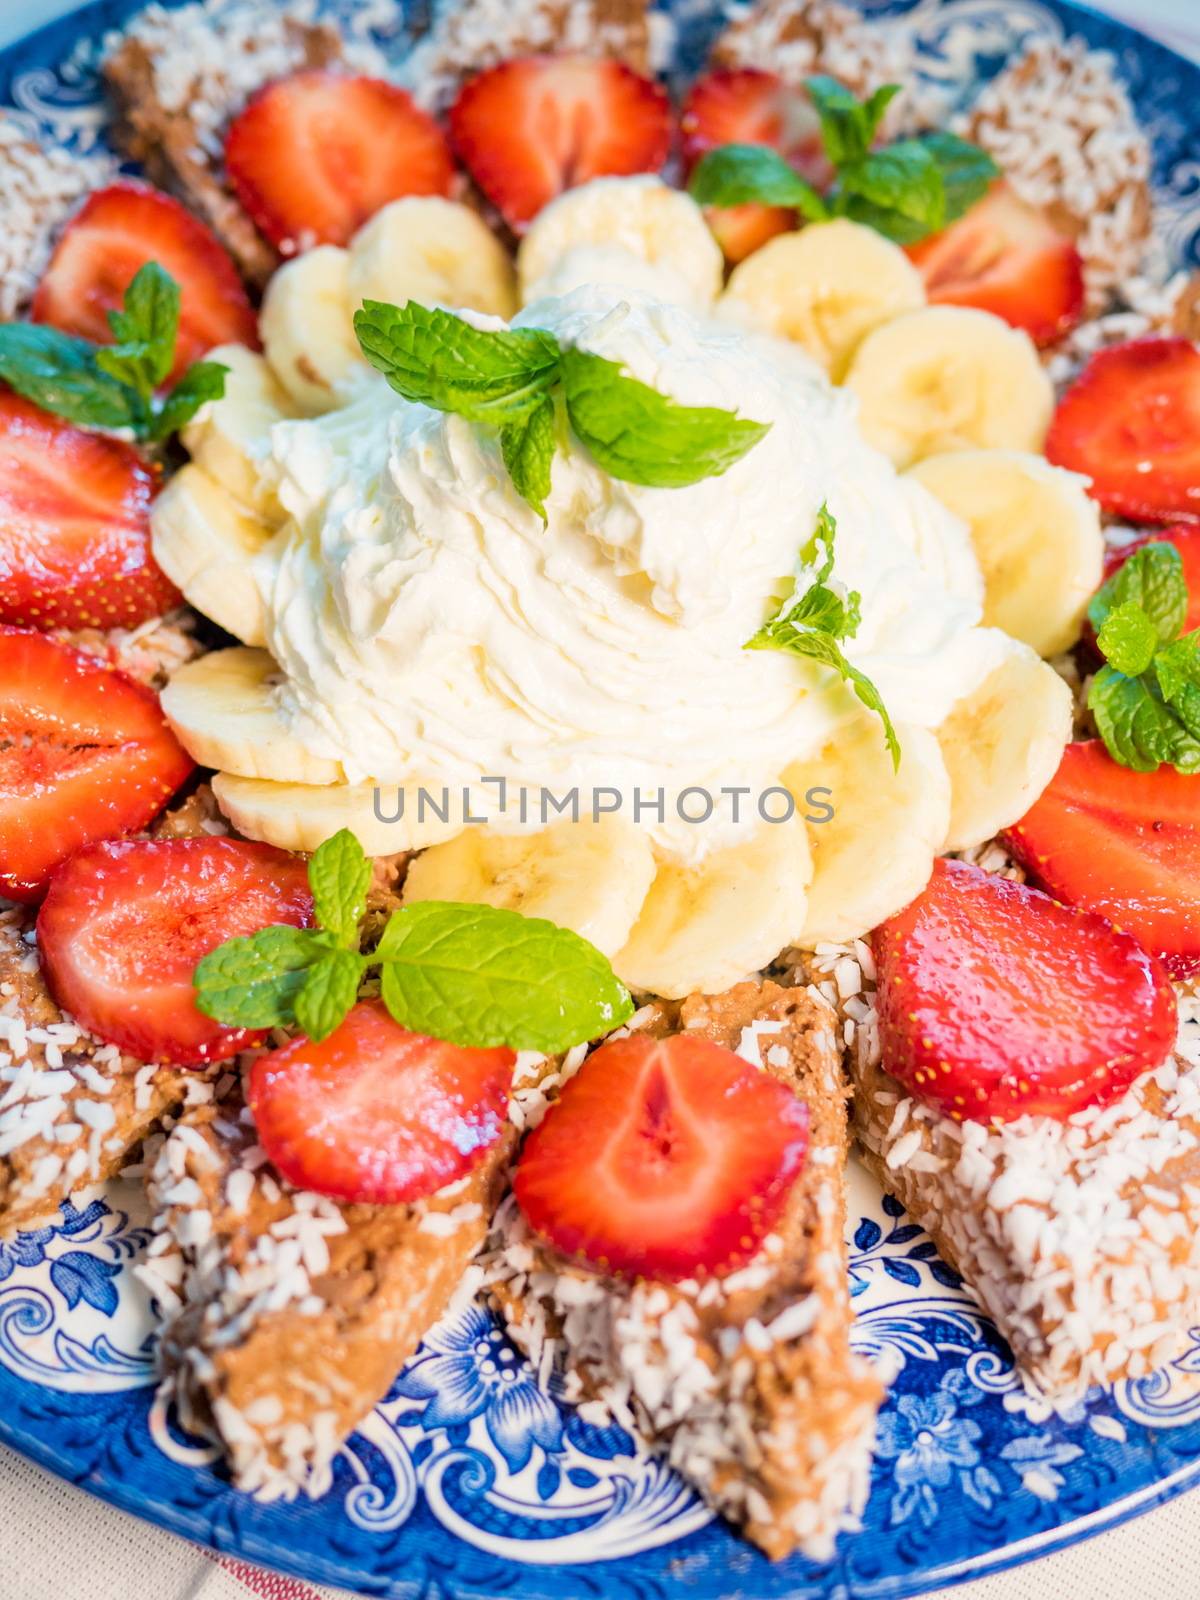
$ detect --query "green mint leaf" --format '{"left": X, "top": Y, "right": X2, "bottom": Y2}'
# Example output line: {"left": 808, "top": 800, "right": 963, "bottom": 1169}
{"left": 1096, "top": 601, "right": 1160, "bottom": 678}
{"left": 294, "top": 948, "right": 366, "bottom": 1042}
{"left": 1089, "top": 664, "right": 1200, "bottom": 775}
{"left": 1155, "top": 630, "right": 1200, "bottom": 704}
{"left": 354, "top": 301, "right": 561, "bottom": 423}
{"left": 686, "top": 144, "right": 827, "bottom": 219}
{"left": 561, "top": 346, "right": 769, "bottom": 489}
{"left": 100, "top": 262, "right": 181, "bottom": 398}
{"left": 500, "top": 393, "right": 556, "bottom": 520}
{"left": 375, "top": 901, "right": 633, "bottom": 1051}
{"left": 748, "top": 622, "right": 899, "bottom": 767}
{"left": 1089, "top": 542, "right": 1187, "bottom": 643}
{"left": 919, "top": 130, "right": 999, "bottom": 221}
{"left": 836, "top": 141, "right": 946, "bottom": 237}
{"left": 308, "top": 828, "right": 371, "bottom": 947}
{"left": 194, "top": 924, "right": 323, "bottom": 1028}
{"left": 807, "top": 75, "right": 897, "bottom": 166}
{"left": 0, "top": 323, "right": 144, "bottom": 432}
{"left": 148, "top": 360, "right": 228, "bottom": 443}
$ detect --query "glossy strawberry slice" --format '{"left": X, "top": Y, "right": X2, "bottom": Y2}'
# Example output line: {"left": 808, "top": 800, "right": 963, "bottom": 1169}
{"left": 248, "top": 1000, "right": 513, "bottom": 1203}
{"left": 0, "top": 629, "right": 194, "bottom": 902}
{"left": 31, "top": 181, "right": 258, "bottom": 384}
{"left": 0, "top": 393, "right": 178, "bottom": 630}
{"left": 873, "top": 858, "right": 1176, "bottom": 1123}
{"left": 1046, "top": 338, "right": 1200, "bottom": 523}
{"left": 449, "top": 56, "right": 672, "bottom": 233}
{"left": 1002, "top": 740, "right": 1200, "bottom": 978}
{"left": 38, "top": 837, "right": 313, "bottom": 1064}
{"left": 514, "top": 1032, "right": 809, "bottom": 1280}
{"left": 226, "top": 72, "right": 456, "bottom": 253}
{"left": 907, "top": 183, "right": 1084, "bottom": 347}
{"left": 1102, "top": 525, "right": 1200, "bottom": 636}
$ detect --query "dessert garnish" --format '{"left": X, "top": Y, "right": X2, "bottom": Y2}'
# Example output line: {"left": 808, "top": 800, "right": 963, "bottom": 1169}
{"left": 1102, "top": 524, "right": 1200, "bottom": 636}
{"left": 873, "top": 857, "right": 1177, "bottom": 1123}
{"left": 513, "top": 1031, "right": 810, "bottom": 1279}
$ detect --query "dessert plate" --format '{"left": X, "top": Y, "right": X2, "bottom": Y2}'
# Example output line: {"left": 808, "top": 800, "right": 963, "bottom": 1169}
{"left": 2, "top": 2, "right": 1200, "bottom": 1596}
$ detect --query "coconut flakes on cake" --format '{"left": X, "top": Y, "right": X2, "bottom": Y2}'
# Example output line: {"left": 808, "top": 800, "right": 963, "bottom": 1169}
{"left": 0, "top": 118, "right": 116, "bottom": 321}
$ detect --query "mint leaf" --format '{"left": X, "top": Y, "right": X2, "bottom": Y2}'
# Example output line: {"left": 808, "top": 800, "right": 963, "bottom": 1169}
{"left": 0, "top": 324, "right": 143, "bottom": 431}
{"left": 1155, "top": 631, "right": 1200, "bottom": 702}
{"left": 1096, "top": 600, "right": 1160, "bottom": 678}
{"left": 99, "top": 262, "right": 180, "bottom": 398}
{"left": 920, "top": 130, "right": 998, "bottom": 221}
{"left": 1089, "top": 664, "right": 1200, "bottom": 775}
{"left": 807, "top": 75, "right": 897, "bottom": 166}
{"left": 355, "top": 301, "right": 560, "bottom": 423}
{"left": 837, "top": 140, "right": 946, "bottom": 241}
{"left": 294, "top": 948, "right": 367, "bottom": 1042}
{"left": 1089, "top": 542, "right": 1187, "bottom": 642}
{"left": 376, "top": 901, "right": 633, "bottom": 1051}
{"left": 687, "top": 144, "right": 827, "bottom": 219}
{"left": 194, "top": 924, "right": 322, "bottom": 1028}
{"left": 561, "top": 346, "right": 769, "bottom": 488}
{"left": 308, "top": 828, "right": 371, "bottom": 947}
{"left": 148, "top": 359, "right": 228, "bottom": 443}
{"left": 500, "top": 393, "right": 556, "bottom": 519}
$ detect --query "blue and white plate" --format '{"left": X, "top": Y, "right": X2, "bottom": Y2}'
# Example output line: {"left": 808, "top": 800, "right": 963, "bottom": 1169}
{"left": 2, "top": 3, "right": 1200, "bottom": 1595}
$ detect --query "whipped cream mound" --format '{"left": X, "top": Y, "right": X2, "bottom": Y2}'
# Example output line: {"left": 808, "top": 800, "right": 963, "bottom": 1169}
{"left": 254, "top": 287, "right": 1002, "bottom": 859}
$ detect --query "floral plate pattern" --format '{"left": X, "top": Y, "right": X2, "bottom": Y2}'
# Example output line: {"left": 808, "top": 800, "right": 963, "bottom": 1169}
{"left": 2, "top": 1, "right": 1200, "bottom": 1595}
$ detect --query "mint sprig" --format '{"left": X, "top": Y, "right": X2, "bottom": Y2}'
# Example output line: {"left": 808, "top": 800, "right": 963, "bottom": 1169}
{"left": 1087, "top": 542, "right": 1200, "bottom": 773}
{"left": 746, "top": 503, "right": 899, "bottom": 767}
{"left": 353, "top": 300, "right": 769, "bottom": 517}
{"left": 0, "top": 262, "right": 227, "bottom": 442}
{"left": 194, "top": 829, "right": 634, "bottom": 1049}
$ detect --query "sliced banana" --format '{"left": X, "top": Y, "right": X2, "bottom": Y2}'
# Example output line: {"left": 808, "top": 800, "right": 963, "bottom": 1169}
{"left": 349, "top": 197, "right": 517, "bottom": 321}
{"left": 518, "top": 175, "right": 724, "bottom": 311}
{"left": 787, "top": 720, "right": 951, "bottom": 944}
{"left": 402, "top": 817, "right": 656, "bottom": 958}
{"left": 719, "top": 219, "right": 926, "bottom": 379}
{"left": 844, "top": 306, "right": 1054, "bottom": 469}
{"left": 160, "top": 648, "right": 343, "bottom": 786}
{"left": 260, "top": 245, "right": 362, "bottom": 414}
{"left": 181, "top": 344, "right": 295, "bottom": 517}
{"left": 907, "top": 450, "right": 1103, "bottom": 658}
{"left": 936, "top": 643, "right": 1073, "bottom": 851}
{"left": 211, "top": 774, "right": 466, "bottom": 855}
{"left": 612, "top": 819, "right": 813, "bottom": 1000}
{"left": 150, "top": 464, "right": 273, "bottom": 647}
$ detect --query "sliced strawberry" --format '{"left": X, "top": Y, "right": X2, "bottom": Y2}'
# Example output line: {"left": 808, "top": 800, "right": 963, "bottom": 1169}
{"left": 1101, "top": 525, "right": 1200, "bottom": 636}
{"left": 907, "top": 183, "right": 1084, "bottom": 347}
{"left": 1045, "top": 338, "right": 1200, "bottom": 523}
{"left": 0, "top": 393, "right": 177, "bottom": 631}
{"left": 31, "top": 181, "right": 258, "bottom": 385}
{"left": 226, "top": 72, "right": 456, "bottom": 253}
{"left": 1001, "top": 740, "right": 1200, "bottom": 978}
{"left": 873, "top": 858, "right": 1176, "bottom": 1124}
{"left": 0, "top": 629, "right": 194, "bottom": 902}
{"left": 449, "top": 56, "right": 672, "bottom": 233}
{"left": 514, "top": 1033, "right": 809, "bottom": 1281}
{"left": 247, "top": 1000, "right": 513, "bottom": 1203}
{"left": 38, "top": 837, "right": 313, "bottom": 1065}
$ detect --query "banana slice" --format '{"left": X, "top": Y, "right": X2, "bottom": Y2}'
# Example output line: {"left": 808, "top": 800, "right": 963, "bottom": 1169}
{"left": 612, "top": 819, "right": 813, "bottom": 1000}
{"left": 150, "top": 464, "right": 273, "bottom": 647}
{"left": 260, "top": 245, "right": 363, "bottom": 414}
{"left": 936, "top": 643, "right": 1073, "bottom": 851}
{"left": 518, "top": 175, "right": 724, "bottom": 310}
{"left": 160, "top": 648, "right": 343, "bottom": 786}
{"left": 181, "top": 344, "right": 295, "bottom": 517}
{"left": 787, "top": 720, "right": 951, "bottom": 944}
{"left": 907, "top": 450, "right": 1103, "bottom": 658}
{"left": 211, "top": 774, "right": 466, "bottom": 855}
{"left": 844, "top": 306, "right": 1054, "bottom": 469}
{"left": 348, "top": 196, "right": 518, "bottom": 321}
{"left": 720, "top": 219, "right": 926, "bottom": 379}
{"left": 402, "top": 817, "right": 656, "bottom": 958}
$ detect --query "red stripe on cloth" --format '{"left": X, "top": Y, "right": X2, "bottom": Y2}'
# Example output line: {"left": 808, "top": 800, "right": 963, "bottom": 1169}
{"left": 219, "top": 1553, "right": 327, "bottom": 1599}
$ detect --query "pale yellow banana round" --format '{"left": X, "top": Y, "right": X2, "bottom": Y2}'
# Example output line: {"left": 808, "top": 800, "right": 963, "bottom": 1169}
{"left": 402, "top": 817, "right": 656, "bottom": 958}
{"left": 907, "top": 450, "right": 1103, "bottom": 658}
{"left": 211, "top": 774, "right": 465, "bottom": 855}
{"left": 150, "top": 464, "right": 273, "bottom": 647}
{"left": 161, "top": 648, "right": 344, "bottom": 786}
{"left": 936, "top": 643, "right": 1074, "bottom": 851}
{"left": 719, "top": 219, "right": 926, "bottom": 378}
{"left": 844, "top": 306, "right": 1054, "bottom": 468}
{"left": 180, "top": 344, "right": 295, "bottom": 517}
{"left": 349, "top": 197, "right": 517, "bottom": 320}
{"left": 260, "top": 245, "right": 362, "bottom": 413}
{"left": 788, "top": 720, "right": 951, "bottom": 944}
{"left": 611, "top": 818, "right": 813, "bottom": 999}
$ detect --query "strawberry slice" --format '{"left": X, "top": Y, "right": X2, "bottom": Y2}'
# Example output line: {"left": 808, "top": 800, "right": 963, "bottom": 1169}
{"left": 247, "top": 1000, "right": 513, "bottom": 1203}
{"left": 1045, "top": 338, "right": 1200, "bottom": 523}
{"left": 680, "top": 68, "right": 828, "bottom": 263}
{"left": 907, "top": 183, "right": 1084, "bottom": 347}
{"left": 514, "top": 1033, "right": 809, "bottom": 1281}
{"left": 1001, "top": 740, "right": 1200, "bottom": 978}
{"left": 0, "top": 393, "right": 178, "bottom": 631}
{"left": 226, "top": 72, "right": 456, "bottom": 253}
{"left": 38, "top": 836, "right": 313, "bottom": 1064}
{"left": 873, "top": 858, "right": 1176, "bottom": 1123}
{"left": 31, "top": 181, "right": 258, "bottom": 385}
{"left": 449, "top": 56, "right": 672, "bottom": 233}
{"left": 0, "top": 629, "right": 194, "bottom": 902}
{"left": 1102, "top": 525, "right": 1200, "bottom": 636}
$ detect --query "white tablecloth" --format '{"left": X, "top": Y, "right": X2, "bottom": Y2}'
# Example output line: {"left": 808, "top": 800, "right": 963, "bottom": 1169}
{"left": 1, "top": 0, "right": 1199, "bottom": 1596}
